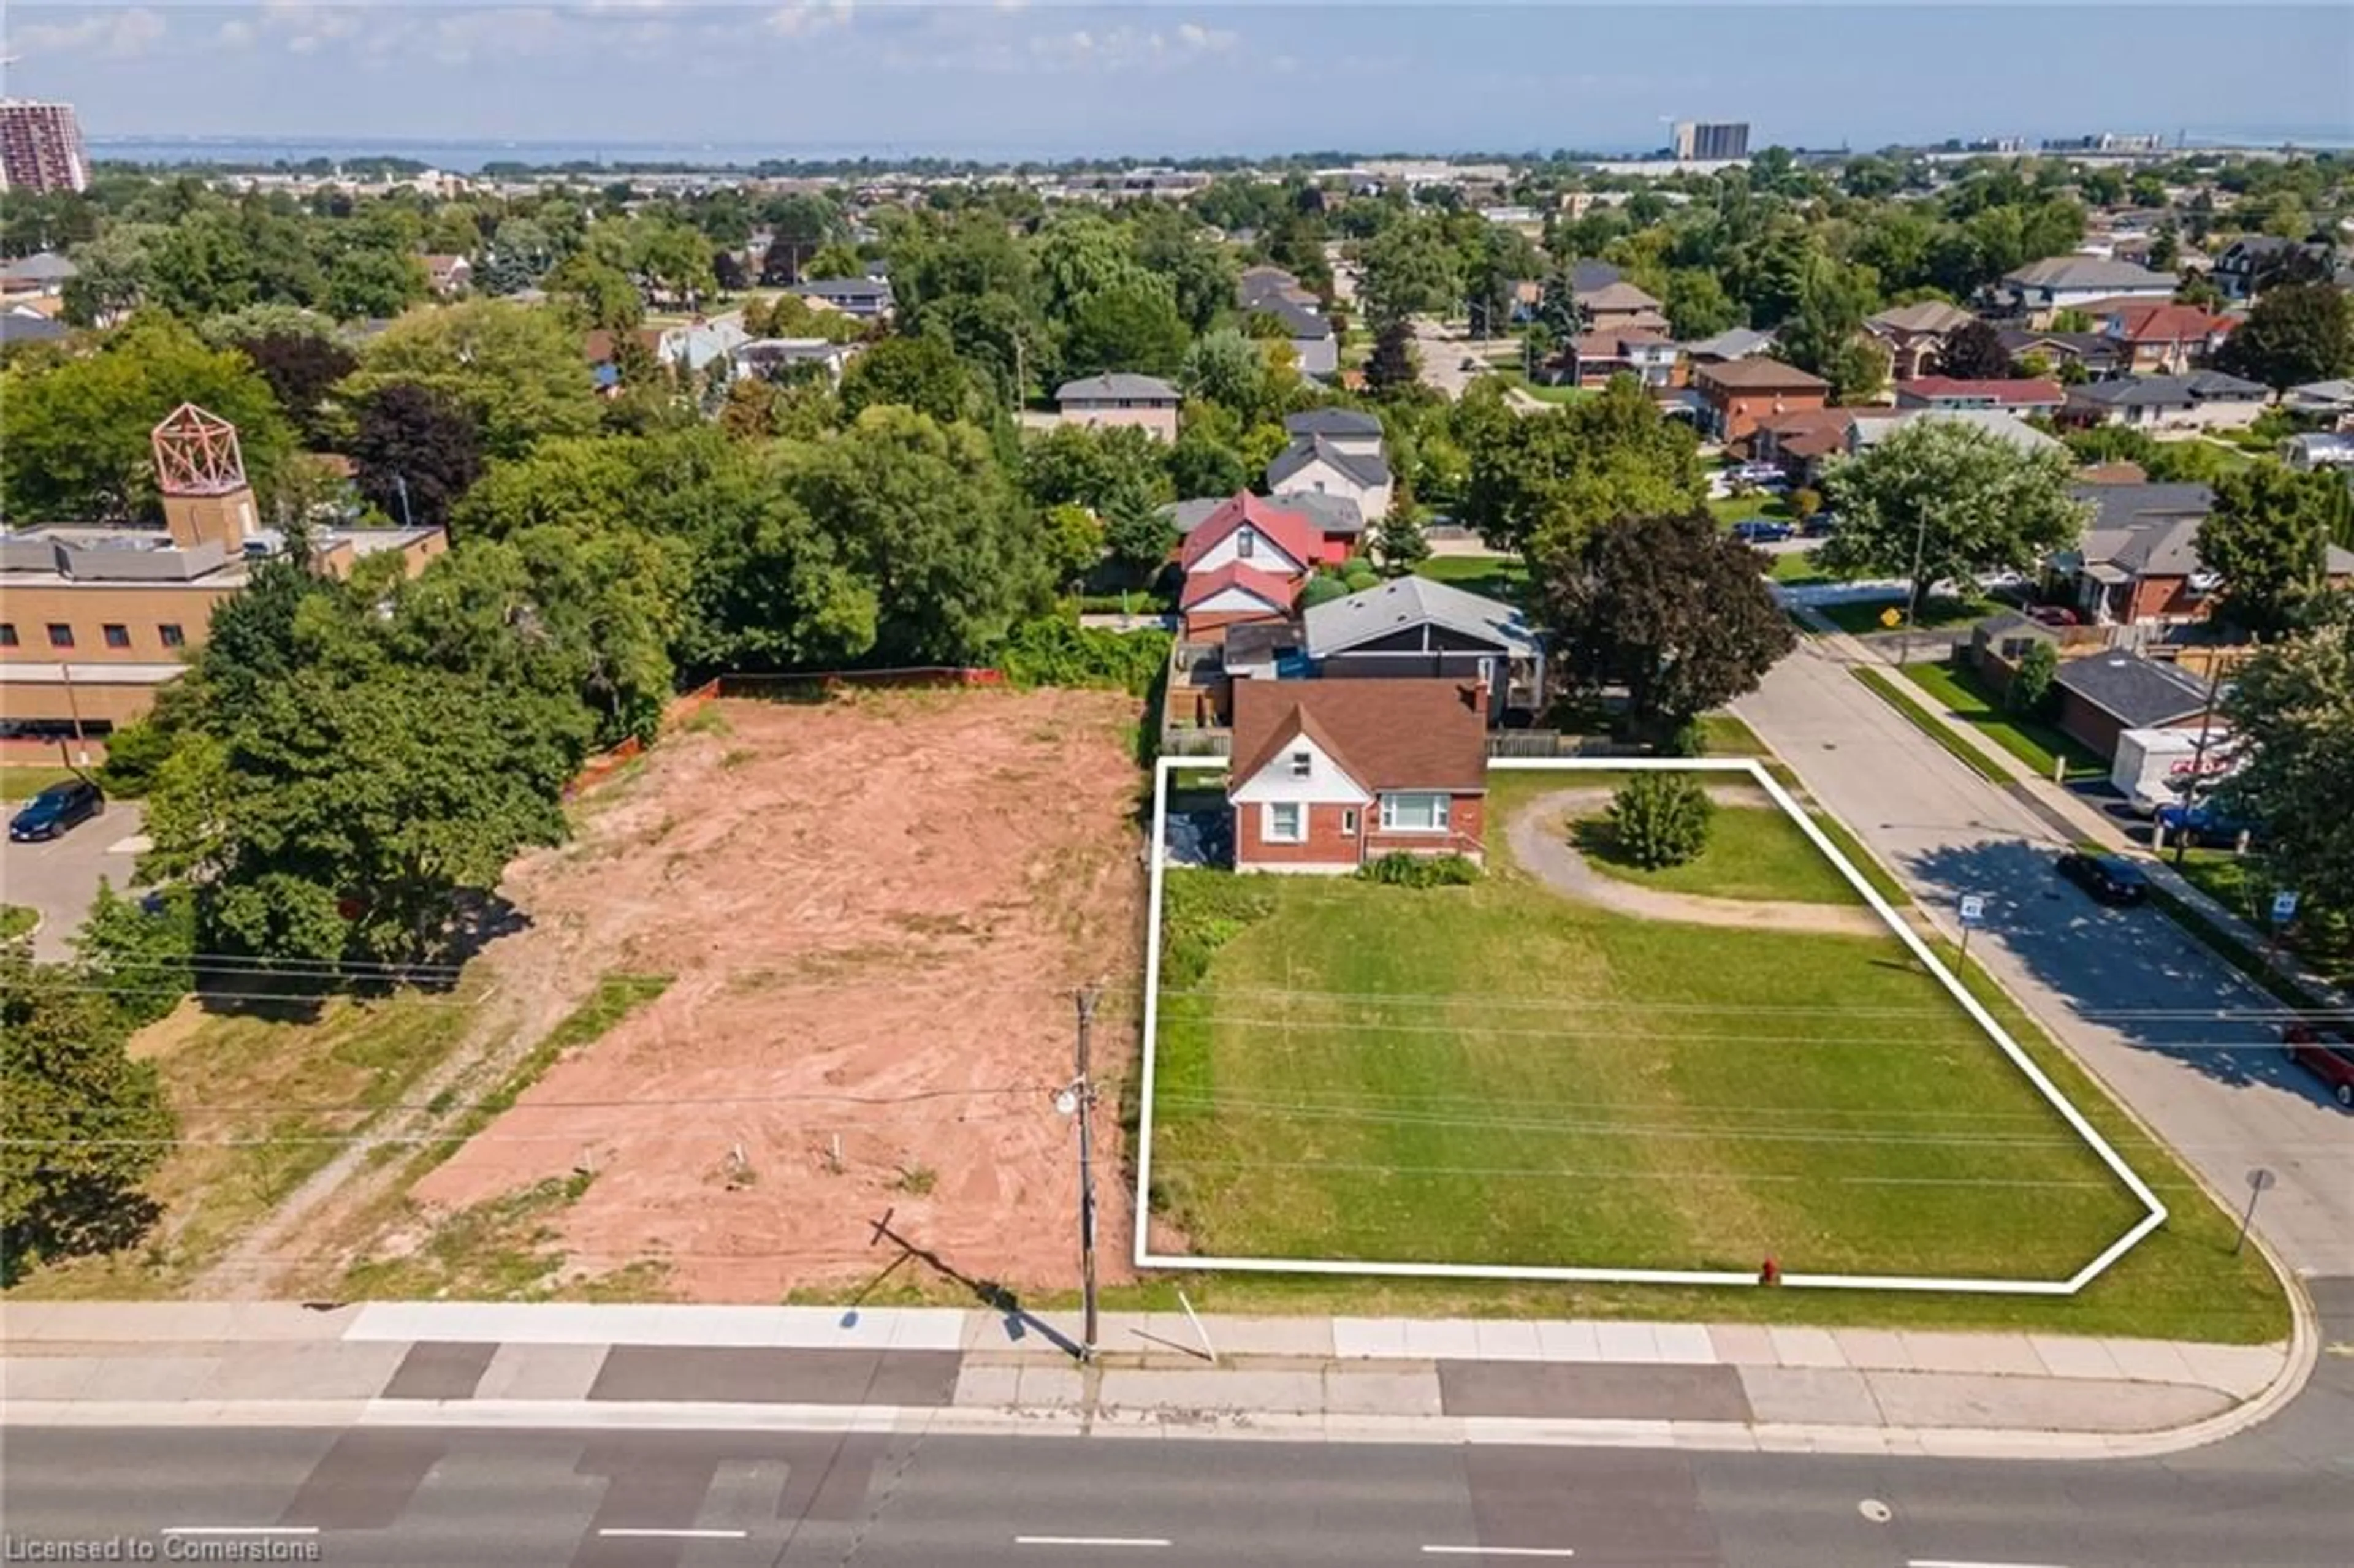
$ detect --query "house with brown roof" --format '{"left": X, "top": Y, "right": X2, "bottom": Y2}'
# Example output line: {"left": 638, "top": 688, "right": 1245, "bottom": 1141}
{"left": 2096, "top": 303, "right": 2236, "bottom": 376}
{"left": 1865, "top": 300, "right": 1976, "bottom": 381}
{"left": 422, "top": 254, "right": 473, "bottom": 296}
{"left": 1571, "top": 327, "right": 1680, "bottom": 390}
{"left": 1227, "top": 677, "right": 1490, "bottom": 872}
{"left": 1575, "top": 280, "right": 1670, "bottom": 335}
{"left": 1693, "top": 358, "right": 1832, "bottom": 444}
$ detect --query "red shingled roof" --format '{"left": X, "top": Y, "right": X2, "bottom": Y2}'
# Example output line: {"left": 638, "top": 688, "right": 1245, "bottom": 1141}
{"left": 1897, "top": 376, "right": 2066, "bottom": 406}
{"left": 2101, "top": 303, "right": 2233, "bottom": 345}
{"left": 1179, "top": 562, "right": 1301, "bottom": 614}
{"left": 1177, "top": 492, "right": 1322, "bottom": 573}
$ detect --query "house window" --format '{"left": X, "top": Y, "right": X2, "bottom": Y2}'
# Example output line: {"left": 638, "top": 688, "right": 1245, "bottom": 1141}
{"left": 1236, "top": 528, "right": 1255, "bottom": 560}
{"left": 46, "top": 623, "right": 74, "bottom": 649}
{"left": 1379, "top": 792, "right": 1450, "bottom": 833}
{"left": 1290, "top": 749, "right": 1312, "bottom": 778}
{"left": 0, "top": 623, "right": 15, "bottom": 648}
{"left": 159, "top": 623, "right": 186, "bottom": 649}
{"left": 103, "top": 624, "right": 131, "bottom": 649}
{"left": 1341, "top": 809, "right": 1358, "bottom": 835}
{"left": 1265, "top": 802, "right": 1306, "bottom": 844}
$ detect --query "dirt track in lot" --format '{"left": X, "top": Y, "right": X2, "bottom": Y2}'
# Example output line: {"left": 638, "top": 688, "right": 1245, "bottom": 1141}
{"left": 385, "top": 688, "right": 1148, "bottom": 1302}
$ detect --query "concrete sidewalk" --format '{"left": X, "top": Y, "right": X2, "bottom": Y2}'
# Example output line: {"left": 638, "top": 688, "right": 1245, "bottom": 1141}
{"left": 0, "top": 1300, "right": 2300, "bottom": 1460}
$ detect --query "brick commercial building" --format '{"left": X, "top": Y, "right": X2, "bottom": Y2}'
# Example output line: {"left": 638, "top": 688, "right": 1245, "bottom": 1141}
{"left": 1227, "top": 677, "right": 1489, "bottom": 872}
{"left": 1, "top": 405, "right": 445, "bottom": 745}
{"left": 0, "top": 99, "right": 91, "bottom": 194}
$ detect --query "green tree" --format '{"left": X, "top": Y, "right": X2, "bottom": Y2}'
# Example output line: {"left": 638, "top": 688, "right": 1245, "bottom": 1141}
{"left": 0, "top": 953, "right": 176, "bottom": 1280}
{"left": 1540, "top": 509, "right": 1796, "bottom": 737}
{"left": 839, "top": 333, "right": 989, "bottom": 425}
{"left": 2217, "top": 282, "right": 2354, "bottom": 391}
{"left": 1817, "top": 419, "right": 2090, "bottom": 616}
{"left": 1101, "top": 487, "right": 1178, "bottom": 579}
{"left": 1458, "top": 376, "right": 1705, "bottom": 558}
{"left": 545, "top": 249, "right": 644, "bottom": 331}
{"left": 2008, "top": 639, "right": 2059, "bottom": 717}
{"left": 1366, "top": 318, "right": 1420, "bottom": 394}
{"left": 1663, "top": 268, "right": 1739, "bottom": 341}
{"left": 1373, "top": 509, "right": 1431, "bottom": 574}
{"left": 349, "top": 382, "right": 485, "bottom": 533}
{"left": 1168, "top": 425, "right": 1251, "bottom": 498}
{"left": 323, "top": 246, "right": 429, "bottom": 321}
{"left": 1936, "top": 318, "right": 2016, "bottom": 381}
{"left": 1181, "top": 326, "right": 1273, "bottom": 422}
{"left": 2199, "top": 465, "right": 2341, "bottom": 636}
{"left": 1358, "top": 218, "right": 1462, "bottom": 329}
{"left": 1060, "top": 273, "right": 1190, "bottom": 381}
{"left": 784, "top": 406, "right": 1049, "bottom": 662}
{"left": 2218, "top": 598, "right": 2354, "bottom": 912}
{"left": 74, "top": 881, "right": 196, "bottom": 1029}
{"left": 343, "top": 300, "right": 600, "bottom": 459}
{"left": 1021, "top": 422, "right": 1171, "bottom": 513}
{"left": 0, "top": 316, "right": 292, "bottom": 522}
{"left": 1605, "top": 773, "right": 1715, "bottom": 869}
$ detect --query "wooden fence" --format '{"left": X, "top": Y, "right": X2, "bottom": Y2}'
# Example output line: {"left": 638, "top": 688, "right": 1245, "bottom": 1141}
{"left": 1484, "top": 731, "right": 1646, "bottom": 759}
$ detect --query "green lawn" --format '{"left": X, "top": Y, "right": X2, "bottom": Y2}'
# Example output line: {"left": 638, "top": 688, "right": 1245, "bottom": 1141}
{"left": 1852, "top": 668, "right": 2014, "bottom": 783}
{"left": 1, "top": 765, "right": 80, "bottom": 802}
{"left": 1497, "top": 370, "right": 1593, "bottom": 404}
{"left": 1899, "top": 660, "right": 2106, "bottom": 782}
{"left": 1707, "top": 493, "right": 1794, "bottom": 526}
{"left": 1148, "top": 802, "right": 2282, "bottom": 1338}
{"left": 1414, "top": 554, "right": 1530, "bottom": 606}
{"left": 1815, "top": 596, "right": 1994, "bottom": 637}
{"left": 0, "top": 904, "right": 38, "bottom": 942}
{"left": 1768, "top": 549, "right": 1830, "bottom": 585}
{"left": 1575, "top": 802, "right": 1867, "bottom": 905}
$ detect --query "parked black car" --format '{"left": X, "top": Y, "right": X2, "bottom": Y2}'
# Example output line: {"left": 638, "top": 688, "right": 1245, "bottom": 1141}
{"left": 2055, "top": 851, "right": 2149, "bottom": 907}
{"left": 1731, "top": 519, "right": 1795, "bottom": 544}
{"left": 9, "top": 778, "right": 104, "bottom": 842}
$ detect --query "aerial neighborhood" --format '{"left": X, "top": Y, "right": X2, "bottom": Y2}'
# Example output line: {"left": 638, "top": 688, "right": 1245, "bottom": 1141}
{"left": 3, "top": 109, "right": 2353, "bottom": 1439}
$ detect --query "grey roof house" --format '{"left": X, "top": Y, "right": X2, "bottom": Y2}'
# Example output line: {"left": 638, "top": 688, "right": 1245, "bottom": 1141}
{"left": 2061, "top": 371, "right": 2268, "bottom": 431}
{"left": 1265, "top": 435, "right": 1394, "bottom": 520}
{"left": 788, "top": 276, "right": 894, "bottom": 318}
{"left": 1293, "top": 576, "right": 1546, "bottom": 720}
{"left": 1054, "top": 371, "right": 1182, "bottom": 440}
{"left": 1997, "top": 257, "right": 2178, "bottom": 319}
{"left": 1248, "top": 292, "right": 1338, "bottom": 381}
{"left": 2052, "top": 652, "right": 2212, "bottom": 758}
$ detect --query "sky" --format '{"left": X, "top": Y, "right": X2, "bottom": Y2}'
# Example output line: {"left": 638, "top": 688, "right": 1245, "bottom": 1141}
{"left": 2, "top": 2, "right": 2350, "bottom": 161}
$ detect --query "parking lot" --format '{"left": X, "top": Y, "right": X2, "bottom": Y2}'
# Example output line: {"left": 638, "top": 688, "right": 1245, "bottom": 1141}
{"left": 2, "top": 799, "right": 145, "bottom": 960}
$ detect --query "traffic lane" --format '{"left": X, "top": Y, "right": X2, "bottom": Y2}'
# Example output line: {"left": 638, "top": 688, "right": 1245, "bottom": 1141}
{"left": 9, "top": 1423, "right": 2354, "bottom": 1568}
{"left": 1740, "top": 645, "right": 2354, "bottom": 1275}
{"left": 0, "top": 798, "right": 142, "bottom": 961}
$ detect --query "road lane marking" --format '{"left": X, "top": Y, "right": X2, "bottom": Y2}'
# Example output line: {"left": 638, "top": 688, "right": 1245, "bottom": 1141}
{"left": 1015, "top": 1536, "right": 1171, "bottom": 1548}
{"left": 1422, "top": 1549, "right": 1576, "bottom": 1559}
{"left": 598, "top": 1528, "right": 750, "bottom": 1540}
{"left": 163, "top": 1528, "right": 321, "bottom": 1537}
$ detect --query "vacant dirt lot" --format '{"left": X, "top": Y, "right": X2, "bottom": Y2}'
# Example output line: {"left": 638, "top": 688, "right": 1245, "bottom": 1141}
{"left": 411, "top": 688, "right": 1146, "bottom": 1301}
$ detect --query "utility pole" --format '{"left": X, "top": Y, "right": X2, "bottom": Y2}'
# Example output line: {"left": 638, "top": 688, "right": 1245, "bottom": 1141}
{"left": 2173, "top": 655, "right": 2225, "bottom": 867}
{"left": 1061, "top": 984, "right": 1103, "bottom": 1361}
{"left": 1902, "top": 509, "right": 1932, "bottom": 664}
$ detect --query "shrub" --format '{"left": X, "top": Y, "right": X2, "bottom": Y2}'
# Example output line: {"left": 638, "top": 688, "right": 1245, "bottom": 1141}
{"left": 74, "top": 880, "right": 196, "bottom": 1029}
{"left": 2007, "top": 641, "right": 2059, "bottom": 717}
{"left": 1791, "top": 487, "right": 1823, "bottom": 522}
{"left": 1359, "top": 852, "right": 1480, "bottom": 887}
{"left": 995, "top": 616, "right": 1173, "bottom": 697}
{"left": 1606, "top": 773, "right": 1713, "bottom": 869}
{"left": 1160, "top": 870, "right": 1275, "bottom": 988}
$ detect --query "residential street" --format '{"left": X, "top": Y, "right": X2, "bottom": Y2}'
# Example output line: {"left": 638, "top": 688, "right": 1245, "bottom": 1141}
{"left": 5, "top": 1279, "right": 2347, "bottom": 1568}
{"left": 0, "top": 799, "right": 143, "bottom": 961}
{"left": 1737, "top": 636, "right": 2354, "bottom": 1280}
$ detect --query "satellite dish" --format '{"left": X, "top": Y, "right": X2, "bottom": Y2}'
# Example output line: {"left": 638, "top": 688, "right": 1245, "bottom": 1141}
{"left": 1054, "top": 1088, "right": 1080, "bottom": 1117}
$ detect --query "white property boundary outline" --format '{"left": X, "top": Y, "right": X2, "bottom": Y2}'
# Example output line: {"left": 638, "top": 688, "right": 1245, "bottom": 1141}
{"left": 1133, "top": 755, "right": 2168, "bottom": 1295}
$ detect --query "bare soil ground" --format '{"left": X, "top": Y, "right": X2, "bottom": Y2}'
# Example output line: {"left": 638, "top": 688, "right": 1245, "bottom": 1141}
{"left": 404, "top": 689, "right": 1146, "bottom": 1301}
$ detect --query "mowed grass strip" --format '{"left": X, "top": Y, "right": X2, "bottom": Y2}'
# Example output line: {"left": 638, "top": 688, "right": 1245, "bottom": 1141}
{"left": 1151, "top": 855, "right": 2146, "bottom": 1281}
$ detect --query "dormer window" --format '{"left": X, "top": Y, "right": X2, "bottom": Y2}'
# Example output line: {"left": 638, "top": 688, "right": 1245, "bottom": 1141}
{"left": 1290, "top": 750, "right": 1312, "bottom": 778}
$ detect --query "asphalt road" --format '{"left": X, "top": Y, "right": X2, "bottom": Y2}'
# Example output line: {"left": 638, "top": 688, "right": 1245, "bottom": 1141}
{"left": 6, "top": 1280, "right": 2348, "bottom": 1568}
{"left": 1739, "top": 638, "right": 2354, "bottom": 1279}
{"left": 0, "top": 799, "right": 143, "bottom": 961}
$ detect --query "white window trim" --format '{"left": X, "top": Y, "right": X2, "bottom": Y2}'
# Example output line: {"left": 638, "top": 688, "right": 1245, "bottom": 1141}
{"left": 1341, "top": 808, "right": 1358, "bottom": 836}
{"left": 1264, "top": 801, "right": 1306, "bottom": 844}
{"left": 1378, "top": 791, "right": 1451, "bottom": 834}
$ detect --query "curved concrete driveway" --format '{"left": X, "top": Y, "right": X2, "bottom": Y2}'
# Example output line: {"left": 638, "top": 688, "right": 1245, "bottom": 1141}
{"left": 1506, "top": 786, "right": 1887, "bottom": 937}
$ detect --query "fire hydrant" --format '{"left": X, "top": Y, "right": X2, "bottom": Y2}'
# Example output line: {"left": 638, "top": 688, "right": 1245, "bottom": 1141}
{"left": 1760, "top": 1256, "right": 1781, "bottom": 1287}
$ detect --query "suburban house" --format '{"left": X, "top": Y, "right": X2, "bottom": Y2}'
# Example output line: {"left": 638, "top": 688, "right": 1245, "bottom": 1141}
{"left": 422, "top": 254, "right": 473, "bottom": 296}
{"left": 2051, "top": 652, "right": 2211, "bottom": 761}
{"left": 2285, "top": 378, "right": 2354, "bottom": 423}
{"left": 788, "top": 276, "right": 895, "bottom": 318}
{"left": 1227, "top": 677, "right": 1490, "bottom": 872}
{"left": 736, "top": 337, "right": 859, "bottom": 386}
{"left": 1853, "top": 407, "right": 2062, "bottom": 457}
{"left": 1753, "top": 408, "right": 1865, "bottom": 483}
{"left": 1894, "top": 376, "right": 2066, "bottom": 414}
{"left": 2097, "top": 303, "right": 2235, "bottom": 375}
{"left": 1238, "top": 265, "right": 1317, "bottom": 311}
{"left": 1571, "top": 328, "right": 1680, "bottom": 390}
{"left": 2054, "top": 481, "right": 2354, "bottom": 628}
{"left": 1865, "top": 300, "right": 1978, "bottom": 381}
{"left": 1575, "top": 280, "right": 1670, "bottom": 335}
{"left": 1297, "top": 576, "right": 1545, "bottom": 722}
{"left": 2284, "top": 432, "right": 2354, "bottom": 471}
{"left": 1282, "top": 406, "right": 1385, "bottom": 454}
{"left": 1563, "top": 259, "right": 1623, "bottom": 295}
{"left": 1681, "top": 325, "right": 1776, "bottom": 367}
{"left": 1996, "top": 327, "right": 2127, "bottom": 381}
{"left": 1176, "top": 492, "right": 1350, "bottom": 642}
{"left": 1994, "top": 258, "right": 2177, "bottom": 324}
{"left": 2060, "top": 371, "right": 2268, "bottom": 433}
{"left": 2212, "top": 235, "right": 2333, "bottom": 300}
{"left": 1693, "top": 358, "right": 1831, "bottom": 444}
{"left": 0, "top": 310, "right": 67, "bottom": 348}
{"left": 0, "top": 251, "right": 75, "bottom": 305}
{"left": 1265, "top": 426, "right": 1393, "bottom": 522}
{"left": 1252, "top": 291, "right": 1339, "bottom": 380}
{"left": 1054, "top": 372, "right": 1183, "bottom": 442}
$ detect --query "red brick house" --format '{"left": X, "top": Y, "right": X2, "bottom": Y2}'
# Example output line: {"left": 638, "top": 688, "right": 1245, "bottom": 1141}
{"left": 1693, "top": 359, "right": 1831, "bottom": 444}
{"left": 1228, "top": 678, "right": 1488, "bottom": 872}
{"left": 2097, "top": 303, "right": 2235, "bottom": 375}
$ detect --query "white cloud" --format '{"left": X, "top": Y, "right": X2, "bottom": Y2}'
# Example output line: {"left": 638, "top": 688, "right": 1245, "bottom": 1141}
{"left": 1025, "top": 17, "right": 1239, "bottom": 74}
{"left": 12, "top": 5, "right": 169, "bottom": 59}
{"left": 217, "top": 18, "right": 257, "bottom": 50}
{"left": 1175, "top": 21, "right": 1235, "bottom": 53}
{"left": 766, "top": 0, "right": 854, "bottom": 39}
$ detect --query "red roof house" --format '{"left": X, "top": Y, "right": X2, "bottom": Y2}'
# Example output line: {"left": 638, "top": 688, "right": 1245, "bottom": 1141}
{"left": 1227, "top": 677, "right": 1489, "bottom": 872}
{"left": 1177, "top": 492, "right": 1350, "bottom": 641}
{"left": 2098, "top": 304, "right": 2236, "bottom": 375}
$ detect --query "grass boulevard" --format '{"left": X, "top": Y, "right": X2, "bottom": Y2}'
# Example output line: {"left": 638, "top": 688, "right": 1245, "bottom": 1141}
{"left": 1140, "top": 764, "right": 2287, "bottom": 1343}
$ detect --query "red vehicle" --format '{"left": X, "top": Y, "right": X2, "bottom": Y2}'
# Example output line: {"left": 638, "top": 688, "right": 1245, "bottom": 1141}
{"left": 2024, "top": 604, "right": 2081, "bottom": 627}
{"left": 2280, "top": 1021, "right": 2354, "bottom": 1109}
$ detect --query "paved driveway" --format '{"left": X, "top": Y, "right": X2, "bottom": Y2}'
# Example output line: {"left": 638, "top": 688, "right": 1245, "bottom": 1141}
{"left": 1737, "top": 637, "right": 2354, "bottom": 1279}
{"left": 1, "top": 800, "right": 144, "bottom": 961}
